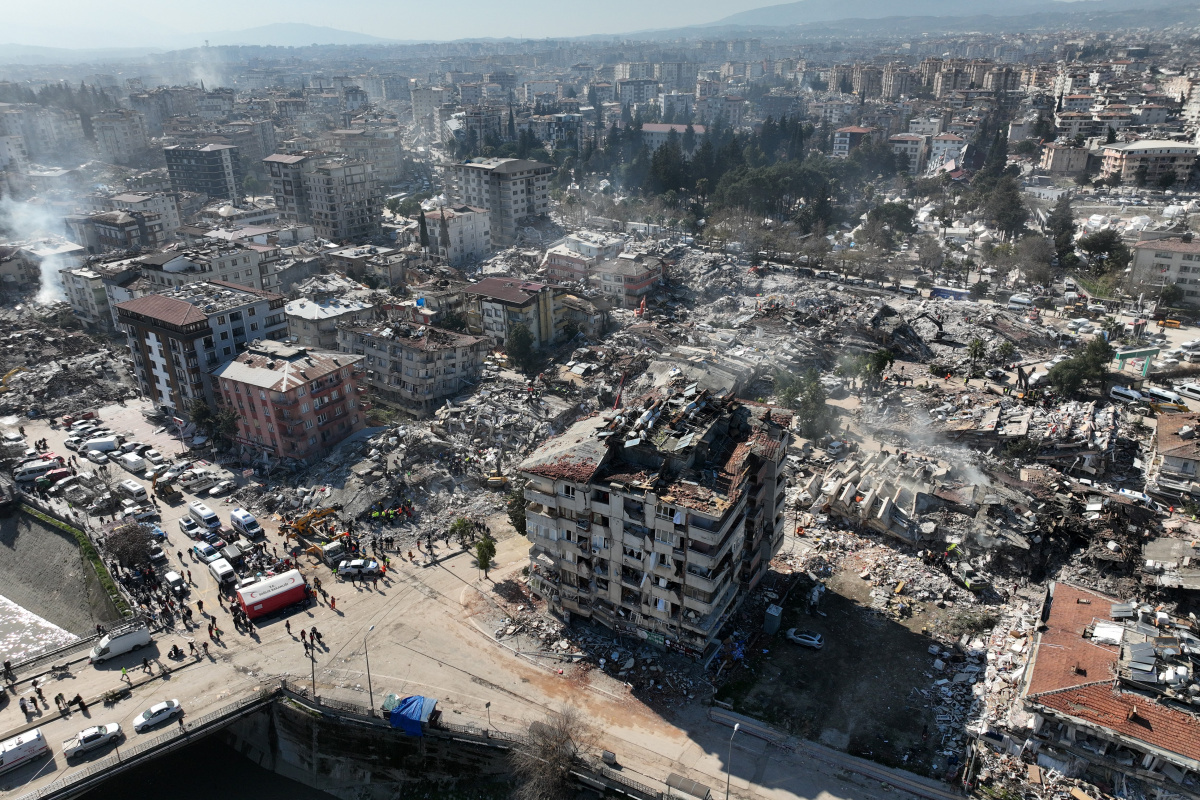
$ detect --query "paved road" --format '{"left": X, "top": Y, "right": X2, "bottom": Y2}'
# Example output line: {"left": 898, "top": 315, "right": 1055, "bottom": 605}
{"left": 0, "top": 403, "right": 957, "bottom": 800}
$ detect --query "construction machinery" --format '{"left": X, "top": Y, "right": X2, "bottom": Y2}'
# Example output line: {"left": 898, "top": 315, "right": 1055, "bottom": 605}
{"left": 0, "top": 367, "right": 28, "bottom": 393}
{"left": 1149, "top": 401, "right": 1190, "bottom": 414}
{"left": 282, "top": 505, "right": 342, "bottom": 539}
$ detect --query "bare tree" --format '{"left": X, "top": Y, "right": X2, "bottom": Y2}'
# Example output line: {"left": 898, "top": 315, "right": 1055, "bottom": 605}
{"left": 105, "top": 521, "right": 154, "bottom": 568}
{"left": 510, "top": 706, "right": 598, "bottom": 800}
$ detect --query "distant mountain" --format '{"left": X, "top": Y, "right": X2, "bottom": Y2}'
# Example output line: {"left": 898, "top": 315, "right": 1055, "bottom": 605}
{"left": 711, "top": 0, "right": 1182, "bottom": 27}
{"left": 197, "top": 23, "right": 403, "bottom": 47}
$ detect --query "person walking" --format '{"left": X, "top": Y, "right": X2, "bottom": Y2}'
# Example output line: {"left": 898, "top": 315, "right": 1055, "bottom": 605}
{"left": 285, "top": 620, "right": 292, "bottom": 636}
{"left": 329, "top": 596, "right": 336, "bottom": 610}
{"left": 197, "top": 599, "right": 204, "bottom": 615}
{"left": 142, "top": 657, "right": 151, "bottom": 674}
{"left": 300, "top": 629, "right": 306, "bottom": 644}
{"left": 120, "top": 667, "right": 129, "bottom": 683}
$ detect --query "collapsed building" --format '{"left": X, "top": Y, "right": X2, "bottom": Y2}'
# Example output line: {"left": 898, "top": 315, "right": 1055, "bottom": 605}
{"left": 519, "top": 387, "right": 790, "bottom": 658}
{"left": 970, "top": 583, "right": 1200, "bottom": 799}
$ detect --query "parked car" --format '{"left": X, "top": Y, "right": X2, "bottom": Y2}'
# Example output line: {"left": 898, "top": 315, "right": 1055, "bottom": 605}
{"left": 62, "top": 723, "right": 122, "bottom": 759}
{"left": 337, "top": 559, "right": 381, "bottom": 577}
{"left": 133, "top": 700, "right": 182, "bottom": 733}
{"left": 148, "top": 544, "right": 167, "bottom": 563}
{"left": 85, "top": 450, "right": 109, "bottom": 465}
{"left": 144, "top": 464, "right": 169, "bottom": 481}
{"left": 208, "top": 480, "right": 236, "bottom": 497}
{"left": 785, "top": 629, "right": 825, "bottom": 649}
{"left": 179, "top": 517, "right": 201, "bottom": 538}
{"left": 200, "top": 531, "right": 227, "bottom": 549}
{"left": 120, "top": 441, "right": 145, "bottom": 454}
{"left": 191, "top": 542, "right": 220, "bottom": 563}
{"left": 63, "top": 437, "right": 83, "bottom": 451}
{"left": 985, "top": 368, "right": 1007, "bottom": 380}
{"left": 1109, "top": 385, "right": 1143, "bottom": 404}
{"left": 143, "top": 449, "right": 166, "bottom": 465}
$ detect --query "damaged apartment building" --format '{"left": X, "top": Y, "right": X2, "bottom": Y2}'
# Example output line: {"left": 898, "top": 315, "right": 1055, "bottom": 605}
{"left": 519, "top": 388, "right": 790, "bottom": 658}
{"left": 974, "top": 582, "right": 1200, "bottom": 799}
{"left": 337, "top": 323, "right": 487, "bottom": 416}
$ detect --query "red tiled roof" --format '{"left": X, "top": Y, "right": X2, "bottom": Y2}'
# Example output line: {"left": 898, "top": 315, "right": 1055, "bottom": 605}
{"left": 1025, "top": 584, "right": 1119, "bottom": 696}
{"left": 114, "top": 295, "right": 208, "bottom": 327}
{"left": 1033, "top": 683, "right": 1200, "bottom": 764}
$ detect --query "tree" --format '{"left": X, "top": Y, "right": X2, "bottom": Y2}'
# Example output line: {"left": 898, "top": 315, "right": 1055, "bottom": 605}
{"left": 996, "top": 340, "right": 1017, "bottom": 363}
{"left": 189, "top": 398, "right": 214, "bottom": 432}
{"left": 506, "top": 323, "right": 535, "bottom": 373}
{"left": 438, "top": 209, "right": 451, "bottom": 255}
{"left": 440, "top": 311, "right": 468, "bottom": 332}
{"left": 105, "top": 521, "right": 154, "bottom": 568}
{"left": 1048, "top": 336, "right": 1114, "bottom": 397}
{"left": 511, "top": 707, "right": 597, "bottom": 800}
{"left": 449, "top": 517, "right": 474, "bottom": 547}
{"left": 243, "top": 174, "right": 264, "bottom": 197}
{"left": 986, "top": 176, "right": 1028, "bottom": 240}
{"left": 781, "top": 369, "right": 831, "bottom": 438}
{"left": 1134, "top": 164, "right": 1149, "bottom": 188}
{"left": 1161, "top": 282, "right": 1184, "bottom": 308}
{"left": 970, "top": 281, "right": 990, "bottom": 301}
{"left": 1158, "top": 172, "right": 1178, "bottom": 191}
{"left": 1045, "top": 195, "right": 1076, "bottom": 261}
{"left": 1077, "top": 229, "right": 1130, "bottom": 274}
{"left": 418, "top": 210, "right": 429, "bottom": 249}
{"left": 1017, "top": 235, "right": 1057, "bottom": 288}
{"left": 916, "top": 234, "right": 945, "bottom": 275}
{"left": 507, "top": 482, "right": 527, "bottom": 536}
{"left": 865, "top": 348, "right": 895, "bottom": 379}
{"left": 967, "top": 338, "right": 987, "bottom": 367}
{"left": 1105, "top": 126, "right": 1117, "bottom": 144}
{"left": 474, "top": 535, "right": 496, "bottom": 579}
{"left": 1013, "top": 139, "right": 1039, "bottom": 156}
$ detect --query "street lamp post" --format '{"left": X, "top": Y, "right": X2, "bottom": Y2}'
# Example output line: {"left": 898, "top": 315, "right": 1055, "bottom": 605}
{"left": 725, "top": 723, "right": 740, "bottom": 800}
{"left": 365, "top": 624, "right": 375, "bottom": 714}
{"left": 485, "top": 700, "right": 492, "bottom": 729}
{"left": 310, "top": 648, "right": 317, "bottom": 700}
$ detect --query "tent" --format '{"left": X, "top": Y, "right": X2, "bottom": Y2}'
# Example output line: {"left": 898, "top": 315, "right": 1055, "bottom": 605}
{"left": 389, "top": 695, "right": 437, "bottom": 737}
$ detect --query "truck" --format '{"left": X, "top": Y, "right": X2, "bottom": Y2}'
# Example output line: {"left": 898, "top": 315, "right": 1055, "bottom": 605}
{"left": 156, "top": 480, "right": 182, "bottom": 503}
{"left": 61, "top": 724, "right": 122, "bottom": 759}
{"left": 237, "top": 569, "right": 308, "bottom": 619}
{"left": 0, "top": 729, "right": 49, "bottom": 775}
{"left": 82, "top": 435, "right": 120, "bottom": 454}
{"left": 320, "top": 540, "right": 348, "bottom": 567}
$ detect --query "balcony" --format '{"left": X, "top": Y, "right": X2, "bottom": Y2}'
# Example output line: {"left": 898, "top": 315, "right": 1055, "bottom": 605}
{"left": 527, "top": 489, "right": 556, "bottom": 507}
{"left": 272, "top": 394, "right": 299, "bottom": 407}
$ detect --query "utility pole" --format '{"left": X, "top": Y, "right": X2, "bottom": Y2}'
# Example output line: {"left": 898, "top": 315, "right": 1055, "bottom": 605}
{"left": 365, "top": 624, "right": 375, "bottom": 713}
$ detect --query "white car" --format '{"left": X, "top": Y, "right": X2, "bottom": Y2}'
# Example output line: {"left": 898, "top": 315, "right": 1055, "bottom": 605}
{"left": 62, "top": 723, "right": 122, "bottom": 758}
{"left": 785, "top": 629, "right": 825, "bottom": 649}
{"left": 144, "top": 464, "right": 169, "bottom": 481}
{"left": 1043, "top": 354, "right": 1070, "bottom": 369}
{"left": 63, "top": 437, "right": 83, "bottom": 451}
{"left": 192, "top": 542, "right": 220, "bottom": 563}
{"left": 337, "top": 558, "right": 381, "bottom": 577}
{"left": 86, "top": 450, "right": 109, "bottom": 465}
{"left": 179, "top": 517, "right": 201, "bottom": 537}
{"left": 1066, "top": 318, "right": 1090, "bottom": 331}
{"left": 208, "top": 480, "right": 236, "bottom": 497}
{"left": 133, "top": 700, "right": 182, "bottom": 733}
{"left": 143, "top": 449, "right": 166, "bottom": 465}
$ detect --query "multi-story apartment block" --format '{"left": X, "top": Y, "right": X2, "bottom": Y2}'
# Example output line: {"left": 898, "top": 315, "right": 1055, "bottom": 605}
{"left": 519, "top": 390, "right": 790, "bottom": 656}
{"left": 1131, "top": 235, "right": 1200, "bottom": 303}
{"left": 616, "top": 79, "right": 658, "bottom": 108}
{"left": 65, "top": 210, "right": 165, "bottom": 254}
{"left": 592, "top": 252, "right": 662, "bottom": 309}
{"left": 928, "top": 132, "right": 967, "bottom": 171}
{"left": 128, "top": 86, "right": 202, "bottom": 135}
{"left": 0, "top": 135, "right": 29, "bottom": 173}
{"left": 464, "top": 277, "right": 563, "bottom": 349}
{"left": 164, "top": 143, "right": 244, "bottom": 204}
{"left": 412, "top": 87, "right": 448, "bottom": 129}
{"left": 136, "top": 242, "right": 280, "bottom": 293}
{"left": 0, "top": 103, "right": 87, "bottom": 161}
{"left": 262, "top": 152, "right": 382, "bottom": 241}
{"left": 1039, "top": 143, "right": 1090, "bottom": 176}
{"left": 832, "top": 126, "right": 878, "bottom": 158}
{"left": 92, "top": 109, "right": 150, "bottom": 165}
{"left": 286, "top": 296, "right": 374, "bottom": 350}
{"left": 852, "top": 65, "right": 883, "bottom": 98}
{"left": 105, "top": 192, "right": 183, "bottom": 237}
{"left": 212, "top": 340, "right": 360, "bottom": 462}
{"left": 213, "top": 339, "right": 364, "bottom": 460}
{"left": 116, "top": 280, "right": 287, "bottom": 417}
{"left": 888, "top": 133, "right": 927, "bottom": 174}
{"left": 445, "top": 158, "right": 553, "bottom": 248}
{"left": 326, "top": 127, "right": 405, "bottom": 185}
{"left": 640, "top": 123, "right": 705, "bottom": 154}
{"left": 1100, "top": 140, "right": 1199, "bottom": 186}
{"left": 423, "top": 205, "right": 491, "bottom": 265}
{"left": 61, "top": 260, "right": 139, "bottom": 332}
{"left": 337, "top": 323, "right": 487, "bottom": 416}
{"left": 882, "top": 64, "right": 914, "bottom": 100}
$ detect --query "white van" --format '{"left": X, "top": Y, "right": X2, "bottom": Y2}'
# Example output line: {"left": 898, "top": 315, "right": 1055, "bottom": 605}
{"left": 188, "top": 501, "right": 221, "bottom": 531}
{"left": 13, "top": 461, "right": 55, "bottom": 483}
{"left": 229, "top": 508, "right": 262, "bottom": 538}
{"left": 1176, "top": 382, "right": 1200, "bottom": 401}
{"left": 1007, "top": 294, "right": 1034, "bottom": 311}
{"left": 179, "top": 469, "right": 216, "bottom": 492}
{"left": 1144, "top": 386, "right": 1184, "bottom": 405}
{"left": 118, "top": 479, "right": 148, "bottom": 502}
{"left": 82, "top": 435, "right": 120, "bottom": 453}
{"left": 208, "top": 557, "right": 236, "bottom": 586}
{"left": 117, "top": 452, "right": 146, "bottom": 473}
{"left": 89, "top": 624, "right": 152, "bottom": 663}
{"left": 0, "top": 729, "right": 50, "bottom": 776}
{"left": 1109, "top": 385, "right": 1143, "bottom": 404}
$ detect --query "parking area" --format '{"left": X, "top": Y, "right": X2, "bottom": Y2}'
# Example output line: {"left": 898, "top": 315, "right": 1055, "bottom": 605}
{"left": 7, "top": 400, "right": 269, "bottom": 618}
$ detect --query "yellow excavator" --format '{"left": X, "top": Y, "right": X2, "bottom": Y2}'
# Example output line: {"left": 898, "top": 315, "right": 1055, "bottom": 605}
{"left": 0, "top": 367, "right": 28, "bottom": 393}
{"left": 282, "top": 505, "right": 342, "bottom": 540}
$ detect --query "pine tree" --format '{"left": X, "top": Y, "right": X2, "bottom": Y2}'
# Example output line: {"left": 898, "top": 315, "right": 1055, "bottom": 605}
{"left": 418, "top": 210, "right": 429, "bottom": 249}
{"left": 438, "top": 209, "right": 451, "bottom": 255}
{"left": 1046, "top": 195, "right": 1076, "bottom": 259}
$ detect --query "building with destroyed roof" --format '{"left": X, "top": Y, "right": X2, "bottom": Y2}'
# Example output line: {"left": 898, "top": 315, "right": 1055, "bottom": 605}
{"left": 64, "top": 210, "right": 166, "bottom": 254}
{"left": 116, "top": 281, "right": 287, "bottom": 418}
{"left": 1154, "top": 412, "right": 1200, "bottom": 480}
{"left": 134, "top": 242, "right": 280, "bottom": 293}
{"left": 991, "top": 583, "right": 1200, "bottom": 795}
{"left": 592, "top": 252, "right": 663, "bottom": 309}
{"left": 263, "top": 152, "right": 383, "bottom": 242}
{"left": 211, "top": 339, "right": 364, "bottom": 460}
{"left": 518, "top": 390, "right": 790, "bottom": 657}
{"left": 286, "top": 295, "right": 374, "bottom": 350}
{"left": 61, "top": 259, "right": 140, "bottom": 332}
{"left": 337, "top": 323, "right": 486, "bottom": 416}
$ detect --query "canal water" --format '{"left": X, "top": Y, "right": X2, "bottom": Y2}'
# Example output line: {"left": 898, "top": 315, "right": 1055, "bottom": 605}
{"left": 0, "top": 593, "right": 78, "bottom": 663}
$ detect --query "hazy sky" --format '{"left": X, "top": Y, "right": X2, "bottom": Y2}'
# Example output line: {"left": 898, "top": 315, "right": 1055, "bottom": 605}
{"left": 7, "top": 0, "right": 755, "bottom": 49}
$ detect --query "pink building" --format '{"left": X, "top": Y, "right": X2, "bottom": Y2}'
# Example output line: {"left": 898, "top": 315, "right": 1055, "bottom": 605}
{"left": 212, "top": 339, "right": 365, "bottom": 461}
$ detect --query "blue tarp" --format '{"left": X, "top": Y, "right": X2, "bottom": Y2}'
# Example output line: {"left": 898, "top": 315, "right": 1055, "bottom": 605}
{"left": 389, "top": 695, "right": 436, "bottom": 736}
